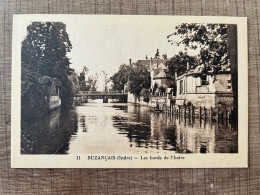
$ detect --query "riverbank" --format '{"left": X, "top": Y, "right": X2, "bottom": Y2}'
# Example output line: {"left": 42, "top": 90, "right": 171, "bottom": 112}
{"left": 127, "top": 92, "right": 235, "bottom": 123}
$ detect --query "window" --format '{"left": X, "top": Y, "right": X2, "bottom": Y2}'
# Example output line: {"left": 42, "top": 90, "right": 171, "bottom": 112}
{"left": 180, "top": 80, "right": 183, "bottom": 94}
{"left": 201, "top": 75, "right": 209, "bottom": 85}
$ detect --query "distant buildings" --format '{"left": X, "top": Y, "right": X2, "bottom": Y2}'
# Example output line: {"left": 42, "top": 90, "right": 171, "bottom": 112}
{"left": 149, "top": 57, "right": 172, "bottom": 95}
{"left": 130, "top": 49, "right": 173, "bottom": 95}
{"left": 128, "top": 49, "right": 234, "bottom": 109}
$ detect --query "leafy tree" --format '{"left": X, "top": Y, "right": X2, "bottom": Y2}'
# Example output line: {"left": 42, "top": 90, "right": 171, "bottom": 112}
{"left": 21, "top": 22, "right": 73, "bottom": 118}
{"left": 86, "top": 73, "right": 99, "bottom": 91}
{"left": 128, "top": 65, "right": 151, "bottom": 97}
{"left": 101, "top": 70, "right": 109, "bottom": 92}
{"left": 110, "top": 64, "right": 131, "bottom": 92}
{"left": 22, "top": 22, "right": 72, "bottom": 78}
{"left": 168, "top": 23, "right": 238, "bottom": 114}
{"left": 78, "top": 66, "right": 89, "bottom": 91}
{"left": 166, "top": 51, "right": 197, "bottom": 77}
{"left": 167, "top": 23, "right": 228, "bottom": 75}
{"left": 111, "top": 64, "right": 151, "bottom": 97}
{"left": 68, "top": 71, "right": 79, "bottom": 96}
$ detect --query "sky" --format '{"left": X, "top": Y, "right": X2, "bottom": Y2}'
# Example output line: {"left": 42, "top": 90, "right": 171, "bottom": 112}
{"left": 16, "top": 15, "right": 245, "bottom": 79}
{"left": 15, "top": 15, "right": 246, "bottom": 92}
{"left": 64, "top": 16, "right": 188, "bottom": 77}
{"left": 17, "top": 15, "right": 203, "bottom": 78}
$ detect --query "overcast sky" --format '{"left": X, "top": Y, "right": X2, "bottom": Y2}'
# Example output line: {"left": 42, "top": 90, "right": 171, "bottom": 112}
{"left": 18, "top": 15, "right": 203, "bottom": 77}
{"left": 17, "top": 15, "right": 191, "bottom": 76}
{"left": 65, "top": 16, "right": 188, "bottom": 77}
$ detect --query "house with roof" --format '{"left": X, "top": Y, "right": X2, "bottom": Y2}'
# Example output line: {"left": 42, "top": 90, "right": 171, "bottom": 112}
{"left": 127, "top": 50, "right": 174, "bottom": 105}
{"left": 147, "top": 50, "right": 174, "bottom": 96}
{"left": 175, "top": 64, "right": 233, "bottom": 108}
{"left": 128, "top": 49, "right": 173, "bottom": 96}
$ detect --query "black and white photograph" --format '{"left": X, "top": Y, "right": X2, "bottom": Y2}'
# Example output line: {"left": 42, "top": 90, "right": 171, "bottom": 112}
{"left": 11, "top": 15, "right": 248, "bottom": 168}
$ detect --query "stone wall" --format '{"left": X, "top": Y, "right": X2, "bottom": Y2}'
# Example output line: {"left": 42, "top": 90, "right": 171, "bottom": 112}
{"left": 49, "top": 95, "right": 61, "bottom": 110}
{"left": 215, "top": 93, "right": 234, "bottom": 107}
{"left": 128, "top": 92, "right": 149, "bottom": 106}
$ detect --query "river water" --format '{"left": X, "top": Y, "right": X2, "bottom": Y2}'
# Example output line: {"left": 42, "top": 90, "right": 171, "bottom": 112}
{"left": 21, "top": 100, "right": 238, "bottom": 154}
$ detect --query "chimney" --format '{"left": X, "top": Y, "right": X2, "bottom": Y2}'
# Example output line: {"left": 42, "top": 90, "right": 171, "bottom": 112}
{"left": 129, "top": 59, "right": 132, "bottom": 65}
{"left": 187, "top": 61, "right": 190, "bottom": 70}
{"left": 164, "top": 53, "right": 167, "bottom": 60}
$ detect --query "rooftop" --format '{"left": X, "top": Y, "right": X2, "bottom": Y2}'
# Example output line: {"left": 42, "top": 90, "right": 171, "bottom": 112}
{"left": 154, "top": 70, "right": 171, "bottom": 79}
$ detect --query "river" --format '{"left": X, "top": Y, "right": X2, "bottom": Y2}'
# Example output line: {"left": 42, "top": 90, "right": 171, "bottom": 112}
{"left": 21, "top": 100, "right": 238, "bottom": 154}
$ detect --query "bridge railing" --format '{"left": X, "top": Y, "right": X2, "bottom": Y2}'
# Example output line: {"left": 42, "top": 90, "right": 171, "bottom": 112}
{"left": 76, "top": 91, "right": 127, "bottom": 95}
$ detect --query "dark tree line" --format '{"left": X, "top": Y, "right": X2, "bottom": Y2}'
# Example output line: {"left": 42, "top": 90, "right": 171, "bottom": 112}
{"left": 110, "top": 64, "right": 151, "bottom": 97}
{"left": 166, "top": 51, "right": 197, "bottom": 78}
{"left": 21, "top": 22, "right": 75, "bottom": 118}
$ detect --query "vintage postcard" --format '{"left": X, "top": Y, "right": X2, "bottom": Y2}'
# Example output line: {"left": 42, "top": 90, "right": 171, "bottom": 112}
{"left": 11, "top": 15, "right": 248, "bottom": 168}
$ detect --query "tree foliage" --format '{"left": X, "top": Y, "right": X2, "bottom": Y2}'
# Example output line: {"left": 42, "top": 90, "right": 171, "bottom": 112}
{"left": 167, "top": 23, "right": 228, "bottom": 75}
{"left": 78, "top": 66, "right": 89, "bottom": 91}
{"left": 21, "top": 22, "right": 74, "bottom": 117}
{"left": 110, "top": 64, "right": 131, "bottom": 92}
{"left": 86, "top": 74, "right": 99, "bottom": 92}
{"left": 166, "top": 51, "right": 197, "bottom": 77}
{"left": 128, "top": 65, "right": 151, "bottom": 96}
{"left": 22, "top": 22, "right": 72, "bottom": 78}
{"left": 110, "top": 64, "right": 150, "bottom": 96}
{"left": 101, "top": 70, "right": 109, "bottom": 92}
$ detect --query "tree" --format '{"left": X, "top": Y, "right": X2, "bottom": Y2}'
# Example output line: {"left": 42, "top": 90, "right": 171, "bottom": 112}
{"left": 111, "top": 64, "right": 151, "bottom": 97}
{"left": 166, "top": 51, "right": 197, "bottom": 77}
{"left": 101, "top": 70, "right": 109, "bottom": 92}
{"left": 110, "top": 64, "right": 131, "bottom": 92}
{"left": 78, "top": 66, "right": 89, "bottom": 91}
{"left": 22, "top": 22, "right": 72, "bottom": 78}
{"left": 128, "top": 65, "right": 151, "bottom": 97}
{"left": 21, "top": 22, "right": 73, "bottom": 118}
{"left": 68, "top": 70, "right": 79, "bottom": 95}
{"left": 86, "top": 73, "right": 99, "bottom": 91}
{"left": 168, "top": 23, "right": 238, "bottom": 117}
{"left": 167, "top": 23, "right": 228, "bottom": 75}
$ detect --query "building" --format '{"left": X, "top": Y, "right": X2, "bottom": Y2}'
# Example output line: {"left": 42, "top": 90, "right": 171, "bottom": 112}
{"left": 48, "top": 81, "right": 62, "bottom": 110}
{"left": 175, "top": 64, "right": 233, "bottom": 108}
{"left": 149, "top": 58, "right": 172, "bottom": 95}
{"left": 128, "top": 49, "right": 172, "bottom": 95}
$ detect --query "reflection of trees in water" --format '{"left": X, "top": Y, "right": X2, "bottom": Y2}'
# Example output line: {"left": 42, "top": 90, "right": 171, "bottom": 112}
{"left": 214, "top": 121, "right": 238, "bottom": 153}
{"left": 112, "top": 108, "right": 178, "bottom": 151}
{"left": 113, "top": 116, "right": 151, "bottom": 148}
{"left": 175, "top": 118, "right": 238, "bottom": 153}
{"left": 150, "top": 113, "right": 177, "bottom": 151}
{"left": 79, "top": 116, "right": 87, "bottom": 132}
{"left": 112, "top": 104, "right": 237, "bottom": 153}
{"left": 21, "top": 107, "right": 78, "bottom": 154}
{"left": 112, "top": 105, "right": 128, "bottom": 112}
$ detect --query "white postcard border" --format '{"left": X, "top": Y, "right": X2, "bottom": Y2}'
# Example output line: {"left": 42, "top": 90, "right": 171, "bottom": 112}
{"left": 11, "top": 15, "right": 248, "bottom": 168}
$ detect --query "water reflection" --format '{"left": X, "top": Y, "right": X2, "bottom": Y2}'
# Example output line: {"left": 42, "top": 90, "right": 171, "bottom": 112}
{"left": 111, "top": 103, "right": 237, "bottom": 154}
{"left": 21, "top": 100, "right": 238, "bottom": 154}
{"left": 21, "top": 107, "right": 78, "bottom": 154}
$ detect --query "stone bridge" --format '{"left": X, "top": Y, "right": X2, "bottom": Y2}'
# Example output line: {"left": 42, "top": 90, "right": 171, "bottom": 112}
{"left": 75, "top": 91, "right": 128, "bottom": 103}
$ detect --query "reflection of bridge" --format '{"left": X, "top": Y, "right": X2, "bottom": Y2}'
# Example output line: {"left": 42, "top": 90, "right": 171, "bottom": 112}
{"left": 75, "top": 91, "right": 128, "bottom": 103}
